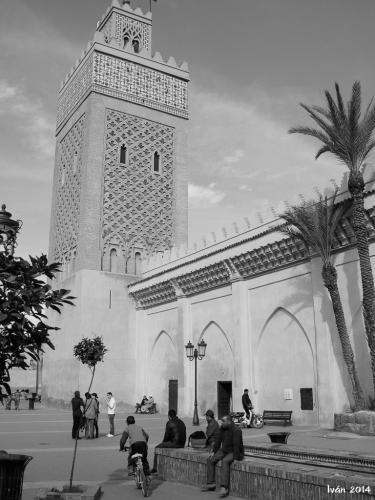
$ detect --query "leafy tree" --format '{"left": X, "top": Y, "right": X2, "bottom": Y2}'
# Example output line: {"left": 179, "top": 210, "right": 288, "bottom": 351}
{"left": 69, "top": 336, "right": 107, "bottom": 490}
{"left": 0, "top": 253, "right": 74, "bottom": 395}
{"left": 281, "top": 192, "right": 367, "bottom": 410}
{"left": 289, "top": 81, "right": 375, "bottom": 395}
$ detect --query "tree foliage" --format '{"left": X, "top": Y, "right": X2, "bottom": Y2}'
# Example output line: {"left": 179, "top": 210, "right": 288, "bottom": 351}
{"left": 0, "top": 253, "right": 74, "bottom": 394}
{"left": 73, "top": 336, "right": 108, "bottom": 370}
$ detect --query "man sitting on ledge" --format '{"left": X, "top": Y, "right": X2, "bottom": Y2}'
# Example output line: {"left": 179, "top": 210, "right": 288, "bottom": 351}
{"left": 201, "top": 414, "right": 244, "bottom": 498}
{"left": 150, "top": 409, "right": 186, "bottom": 474}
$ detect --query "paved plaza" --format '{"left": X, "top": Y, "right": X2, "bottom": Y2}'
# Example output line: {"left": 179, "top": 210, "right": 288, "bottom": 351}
{"left": 1, "top": 402, "right": 375, "bottom": 499}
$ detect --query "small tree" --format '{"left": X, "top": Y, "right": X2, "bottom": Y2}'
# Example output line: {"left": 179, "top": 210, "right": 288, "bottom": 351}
{"left": 0, "top": 252, "right": 74, "bottom": 395}
{"left": 69, "top": 336, "right": 107, "bottom": 490}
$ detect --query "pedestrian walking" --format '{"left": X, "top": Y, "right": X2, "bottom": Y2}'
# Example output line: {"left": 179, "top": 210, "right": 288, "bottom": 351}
{"left": 92, "top": 393, "right": 99, "bottom": 438}
{"left": 205, "top": 409, "right": 219, "bottom": 450}
{"left": 201, "top": 414, "right": 244, "bottom": 498}
{"left": 71, "top": 390, "right": 84, "bottom": 440}
{"left": 150, "top": 409, "right": 186, "bottom": 474}
{"left": 84, "top": 393, "right": 98, "bottom": 439}
{"left": 242, "top": 388, "right": 253, "bottom": 420}
{"left": 106, "top": 392, "right": 116, "bottom": 437}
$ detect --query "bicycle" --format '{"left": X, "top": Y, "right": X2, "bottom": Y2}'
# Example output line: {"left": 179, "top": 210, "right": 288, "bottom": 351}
{"left": 123, "top": 446, "right": 150, "bottom": 497}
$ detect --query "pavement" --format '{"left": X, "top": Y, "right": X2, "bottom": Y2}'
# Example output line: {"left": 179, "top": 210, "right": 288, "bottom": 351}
{"left": 1, "top": 401, "right": 375, "bottom": 499}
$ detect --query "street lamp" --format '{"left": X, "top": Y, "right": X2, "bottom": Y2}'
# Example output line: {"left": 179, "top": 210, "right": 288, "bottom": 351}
{"left": 185, "top": 338, "right": 207, "bottom": 426}
{"left": 0, "top": 204, "right": 21, "bottom": 256}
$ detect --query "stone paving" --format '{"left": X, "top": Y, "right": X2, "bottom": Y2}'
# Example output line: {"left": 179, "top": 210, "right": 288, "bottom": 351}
{"left": 1, "top": 402, "right": 374, "bottom": 499}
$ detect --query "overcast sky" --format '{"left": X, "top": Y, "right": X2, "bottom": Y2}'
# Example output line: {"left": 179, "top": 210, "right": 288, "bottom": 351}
{"left": 1, "top": 0, "right": 375, "bottom": 257}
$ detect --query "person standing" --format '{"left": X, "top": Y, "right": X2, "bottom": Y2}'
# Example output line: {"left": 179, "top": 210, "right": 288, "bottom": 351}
{"left": 106, "top": 392, "right": 116, "bottom": 437}
{"left": 150, "top": 409, "right": 186, "bottom": 474}
{"left": 92, "top": 393, "right": 100, "bottom": 438}
{"left": 201, "top": 414, "right": 244, "bottom": 498}
{"left": 84, "top": 393, "right": 98, "bottom": 439}
{"left": 71, "top": 390, "right": 84, "bottom": 440}
{"left": 205, "top": 409, "right": 219, "bottom": 450}
{"left": 241, "top": 389, "right": 253, "bottom": 420}
{"left": 119, "top": 415, "right": 150, "bottom": 476}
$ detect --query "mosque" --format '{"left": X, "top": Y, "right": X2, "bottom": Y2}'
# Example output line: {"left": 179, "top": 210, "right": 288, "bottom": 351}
{"left": 43, "top": 0, "right": 374, "bottom": 426}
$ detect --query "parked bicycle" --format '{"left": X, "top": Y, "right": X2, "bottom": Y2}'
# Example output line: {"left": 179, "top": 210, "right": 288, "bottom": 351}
{"left": 123, "top": 446, "right": 150, "bottom": 497}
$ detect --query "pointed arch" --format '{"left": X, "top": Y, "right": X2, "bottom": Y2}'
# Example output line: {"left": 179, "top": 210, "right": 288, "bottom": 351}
{"left": 151, "top": 330, "right": 176, "bottom": 355}
{"left": 198, "top": 321, "right": 233, "bottom": 353}
{"left": 256, "top": 306, "right": 313, "bottom": 356}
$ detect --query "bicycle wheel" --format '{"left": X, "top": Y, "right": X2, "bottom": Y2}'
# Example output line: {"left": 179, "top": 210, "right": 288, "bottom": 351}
{"left": 135, "top": 468, "right": 142, "bottom": 489}
{"left": 140, "top": 468, "right": 149, "bottom": 497}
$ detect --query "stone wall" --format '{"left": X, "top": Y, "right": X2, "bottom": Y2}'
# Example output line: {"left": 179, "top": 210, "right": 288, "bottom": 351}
{"left": 155, "top": 448, "right": 375, "bottom": 500}
{"left": 335, "top": 411, "right": 375, "bottom": 436}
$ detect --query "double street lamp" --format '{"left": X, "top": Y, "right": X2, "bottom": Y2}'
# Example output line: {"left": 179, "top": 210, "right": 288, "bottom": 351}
{"left": 185, "top": 339, "right": 207, "bottom": 426}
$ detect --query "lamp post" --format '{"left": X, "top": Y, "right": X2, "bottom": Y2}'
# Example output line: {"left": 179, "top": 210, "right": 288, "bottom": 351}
{"left": 0, "top": 204, "right": 21, "bottom": 256}
{"left": 185, "top": 339, "right": 207, "bottom": 426}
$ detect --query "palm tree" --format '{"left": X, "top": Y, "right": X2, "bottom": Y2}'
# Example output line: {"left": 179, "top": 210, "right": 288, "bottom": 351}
{"left": 289, "top": 81, "right": 375, "bottom": 395}
{"left": 281, "top": 192, "right": 366, "bottom": 410}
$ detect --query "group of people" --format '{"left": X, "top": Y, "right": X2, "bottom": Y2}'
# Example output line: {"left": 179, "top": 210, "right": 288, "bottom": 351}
{"left": 71, "top": 390, "right": 116, "bottom": 439}
{"left": 135, "top": 395, "right": 155, "bottom": 413}
{"left": 119, "top": 408, "right": 243, "bottom": 498}
{"left": 1, "top": 389, "right": 33, "bottom": 410}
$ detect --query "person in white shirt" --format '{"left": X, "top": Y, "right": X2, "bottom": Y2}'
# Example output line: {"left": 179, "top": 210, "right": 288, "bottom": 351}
{"left": 106, "top": 392, "right": 116, "bottom": 437}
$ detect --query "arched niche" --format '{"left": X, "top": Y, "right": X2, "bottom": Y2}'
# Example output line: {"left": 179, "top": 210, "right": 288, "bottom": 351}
{"left": 255, "top": 307, "right": 317, "bottom": 424}
{"left": 149, "top": 331, "right": 178, "bottom": 414}
{"left": 197, "top": 321, "right": 234, "bottom": 416}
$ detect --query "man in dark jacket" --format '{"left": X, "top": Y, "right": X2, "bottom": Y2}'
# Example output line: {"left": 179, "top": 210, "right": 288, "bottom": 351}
{"left": 201, "top": 414, "right": 244, "bottom": 498}
{"left": 71, "top": 390, "right": 84, "bottom": 440}
{"left": 150, "top": 409, "right": 186, "bottom": 473}
{"left": 205, "top": 409, "right": 219, "bottom": 450}
{"left": 242, "top": 388, "right": 253, "bottom": 420}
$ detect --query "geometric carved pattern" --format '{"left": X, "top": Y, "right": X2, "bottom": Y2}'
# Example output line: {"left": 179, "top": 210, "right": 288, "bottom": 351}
{"left": 176, "top": 263, "right": 230, "bottom": 296}
{"left": 100, "top": 12, "right": 151, "bottom": 52}
{"left": 57, "top": 56, "right": 93, "bottom": 127}
{"left": 53, "top": 114, "right": 86, "bottom": 263}
{"left": 131, "top": 281, "right": 176, "bottom": 309}
{"left": 102, "top": 109, "right": 175, "bottom": 256}
{"left": 57, "top": 52, "right": 188, "bottom": 130}
{"left": 93, "top": 54, "right": 188, "bottom": 117}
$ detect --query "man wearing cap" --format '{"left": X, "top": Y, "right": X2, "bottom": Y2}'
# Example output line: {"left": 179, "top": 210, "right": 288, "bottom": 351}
{"left": 205, "top": 410, "right": 219, "bottom": 450}
{"left": 201, "top": 414, "right": 244, "bottom": 498}
{"left": 242, "top": 389, "right": 253, "bottom": 420}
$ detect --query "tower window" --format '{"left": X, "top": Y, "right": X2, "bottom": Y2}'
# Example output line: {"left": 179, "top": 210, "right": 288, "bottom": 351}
{"left": 110, "top": 248, "right": 117, "bottom": 273}
{"left": 153, "top": 151, "right": 160, "bottom": 173}
{"left": 124, "top": 35, "right": 130, "bottom": 49}
{"left": 120, "top": 145, "right": 127, "bottom": 164}
{"left": 132, "top": 39, "right": 140, "bottom": 54}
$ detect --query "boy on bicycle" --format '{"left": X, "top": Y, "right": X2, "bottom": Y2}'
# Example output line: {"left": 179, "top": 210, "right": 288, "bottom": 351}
{"left": 119, "top": 415, "right": 150, "bottom": 476}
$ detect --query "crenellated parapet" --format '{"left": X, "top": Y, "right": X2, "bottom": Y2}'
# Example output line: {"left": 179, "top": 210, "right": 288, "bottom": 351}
{"left": 129, "top": 189, "right": 375, "bottom": 309}
{"left": 57, "top": 1, "right": 189, "bottom": 132}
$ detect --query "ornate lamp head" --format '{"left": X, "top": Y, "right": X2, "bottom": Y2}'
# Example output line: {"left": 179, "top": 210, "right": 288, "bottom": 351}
{"left": 185, "top": 340, "right": 194, "bottom": 360}
{"left": 197, "top": 338, "right": 207, "bottom": 359}
{"left": 0, "top": 204, "right": 22, "bottom": 256}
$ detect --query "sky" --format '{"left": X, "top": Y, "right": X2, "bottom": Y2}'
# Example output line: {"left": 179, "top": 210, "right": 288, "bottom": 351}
{"left": 2, "top": 0, "right": 375, "bottom": 257}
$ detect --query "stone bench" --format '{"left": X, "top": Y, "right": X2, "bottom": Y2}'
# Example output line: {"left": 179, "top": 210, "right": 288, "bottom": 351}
{"left": 155, "top": 447, "right": 375, "bottom": 499}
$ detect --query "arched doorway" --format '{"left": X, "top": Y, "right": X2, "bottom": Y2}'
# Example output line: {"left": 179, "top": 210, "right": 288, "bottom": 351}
{"left": 256, "top": 307, "right": 317, "bottom": 424}
{"left": 149, "top": 331, "right": 178, "bottom": 414}
{"left": 197, "top": 322, "right": 234, "bottom": 417}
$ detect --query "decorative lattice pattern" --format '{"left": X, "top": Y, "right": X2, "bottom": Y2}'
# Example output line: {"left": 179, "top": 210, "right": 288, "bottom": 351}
{"left": 57, "top": 55, "right": 93, "bottom": 127}
{"left": 102, "top": 109, "right": 175, "bottom": 256}
{"left": 114, "top": 12, "right": 151, "bottom": 51}
{"left": 93, "top": 53, "right": 188, "bottom": 117}
{"left": 53, "top": 114, "right": 86, "bottom": 263}
{"left": 176, "top": 263, "right": 230, "bottom": 296}
{"left": 132, "top": 281, "right": 177, "bottom": 309}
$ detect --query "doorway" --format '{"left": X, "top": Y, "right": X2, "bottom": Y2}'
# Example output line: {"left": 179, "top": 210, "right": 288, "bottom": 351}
{"left": 217, "top": 381, "right": 232, "bottom": 419}
{"left": 168, "top": 379, "right": 178, "bottom": 413}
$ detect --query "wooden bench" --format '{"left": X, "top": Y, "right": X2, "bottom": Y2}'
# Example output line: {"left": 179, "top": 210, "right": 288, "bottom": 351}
{"left": 262, "top": 410, "right": 292, "bottom": 425}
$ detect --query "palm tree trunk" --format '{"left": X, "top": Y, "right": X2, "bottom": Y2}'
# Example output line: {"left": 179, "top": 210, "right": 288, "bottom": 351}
{"left": 69, "top": 366, "right": 96, "bottom": 490}
{"left": 322, "top": 262, "right": 366, "bottom": 410}
{"left": 348, "top": 170, "right": 375, "bottom": 396}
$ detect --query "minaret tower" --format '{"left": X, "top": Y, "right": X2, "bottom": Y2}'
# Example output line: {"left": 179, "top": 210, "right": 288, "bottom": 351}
{"left": 44, "top": 0, "right": 189, "bottom": 403}
{"left": 49, "top": 0, "right": 189, "bottom": 278}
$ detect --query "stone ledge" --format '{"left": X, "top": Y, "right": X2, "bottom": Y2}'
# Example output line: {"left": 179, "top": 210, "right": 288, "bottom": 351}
{"left": 155, "top": 448, "right": 375, "bottom": 499}
{"left": 35, "top": 484, "right": 101, "bottom": 500}
{"left": 335, "top": 411, "right": 375, "bottom": 436}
